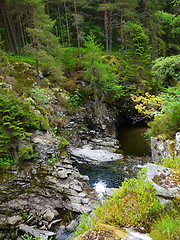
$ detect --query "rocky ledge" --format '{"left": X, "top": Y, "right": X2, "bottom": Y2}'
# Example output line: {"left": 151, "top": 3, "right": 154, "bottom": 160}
{"left": 0, "top": 133, "right": 98, "bottom": 240}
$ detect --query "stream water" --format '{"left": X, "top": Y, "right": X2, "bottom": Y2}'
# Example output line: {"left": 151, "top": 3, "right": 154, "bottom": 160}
{"left": 75, "top": 122, "right": 152, "bottom": 192}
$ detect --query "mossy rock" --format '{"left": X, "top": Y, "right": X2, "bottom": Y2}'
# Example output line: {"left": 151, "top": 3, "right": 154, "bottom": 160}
{"left": 74, "top": 224, "right": 128, "bottom": 240}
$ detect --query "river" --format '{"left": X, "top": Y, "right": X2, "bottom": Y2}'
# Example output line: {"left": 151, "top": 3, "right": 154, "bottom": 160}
{"left": 74, "top": 122, "right": 152, "bottom": 192}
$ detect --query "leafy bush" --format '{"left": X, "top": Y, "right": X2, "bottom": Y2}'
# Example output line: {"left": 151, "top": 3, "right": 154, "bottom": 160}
{"left": 94, "top": 177, "right": 163, "bottom": 231}
{"left": 160, "top": 157, "right": 180, "bottom": 170}
{"left": 31, "top": 87, "right": 53, "bottom": 104}
{"left": 0, "top": 89, "right": 41, "bottom": 157}
{"left": 73, "top": 214, "right": 94, "bottom": 237}
{"left": 148, "top": 87, "right": 180, "bottom": 139}
{"left": 151, "top": 55, "right": 180, "bottom": 91}
{"left": 70, "top": 89, "right": 85, "bottom": 108}
{"left": 0, "top": 157, "right": 14, "bottom": 166}
{"left": 150, "top": 215, "right": 180, "bottom": 240}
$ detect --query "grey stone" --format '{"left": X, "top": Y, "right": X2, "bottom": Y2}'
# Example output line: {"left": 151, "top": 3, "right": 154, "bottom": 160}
{"left": 123, "top": 228, "right": 152, "bottom": 240}
{"left": 42, "top": 208, "right": 55, "bottom": 221}
{"left": 7, "top": 215, "right": 23, "bottom": 225}
{"left": 146, "top": 164, "right": 180, "bottom": 198}
{"left": 70, "top": 144, "right": 123, "bottom": 164}
{"left": 66, "top": 219, "right": 79, "bottom": 232}
{"left": 175, "top": 132, "right": 180, "bottom": 157}
{"left": 19, "top": 224, "right": 55, "bottom": 238}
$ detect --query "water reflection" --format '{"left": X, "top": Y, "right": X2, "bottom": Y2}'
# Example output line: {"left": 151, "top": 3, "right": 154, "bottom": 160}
{"left": 118, "top": 121, "right": 151, "bottom": 157}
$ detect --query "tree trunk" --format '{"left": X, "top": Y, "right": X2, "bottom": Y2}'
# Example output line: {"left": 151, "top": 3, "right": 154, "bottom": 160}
{"left": 36, "top": 59, "right": 40, "bottom": 85}
{"left": 57, "top": 4, "right": 64, "bottom": 44}
{"left": 63, "top": 1, "right": 72, "bottom": 52}
{"left": 0, "top": 0, "right": 14, "bottom": 53}
{"left": 104, "top": 0, "right": 109, "bottom": 54}
{"left": 143, "top": 0, "right": 147, "bottom": 28}
{"left": 73, "top": 0, "right": 81, "bottom": 58}
{"left": 46, "top": 0, "right": 50, "bottom": 16}
{"left": 109, "top": 9, "right": 112, "bottom": 53}
{"left": 120, "top": 10, "right": 125, "bottom": 70}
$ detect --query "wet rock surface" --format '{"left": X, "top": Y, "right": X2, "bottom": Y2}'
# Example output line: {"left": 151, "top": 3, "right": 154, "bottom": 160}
{"left": 0, "top": 155, "right": 97, "bottom": 239}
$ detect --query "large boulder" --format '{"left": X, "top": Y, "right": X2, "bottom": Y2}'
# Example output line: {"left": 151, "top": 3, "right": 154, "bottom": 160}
{"left": 146, "top": 164, "right": 180, "bottom": 199}
{"left": 69, "top": 144, "right": 123, "bottom": 164}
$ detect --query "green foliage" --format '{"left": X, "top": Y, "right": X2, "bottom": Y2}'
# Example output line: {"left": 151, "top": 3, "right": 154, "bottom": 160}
{"left": 156, "top": 11, "right": 180, "bottom": 54}
{"left": 18, "top": 146, "right": 37, "bottom": 160}
{"left": 70, "top": 89, "right": 85, "bottom": 108}
{"left": 160, "top": 157, "right": 180, "bottom": 170}
{"left": 151, "top": 55, "right": 180, "bottom": 91}
{"left": 9, "top": 55, "right": 37, "bottom": 66}
{"left": 147, "top": 86, "right": 180, "bottom": 139}
{"left": 31, "top": 87, "right": 53, "bottom": 104}
{"left": 58, "top": 136, "right": 69, "bottom": 149}
{"left": 150, "top": 214, "right": 180, "bottom": 240}
{"left": 73, "top": 214, "right": 94, "bottom": 237}
{"left": 94, "top": 176, "right": 163, "bottom": 231}
{"left": 83, "top": 33, "right": 124, "bottom": 99}
{"left": 0, "top": 89, "right": 41, "bottom": 156}
{"left": 22, "top": 235, "right": 52, "bottom": 240}
{"left": 0, "top": 157, "right": 14, "bottom": 167}
{"left": 61, "top": 47, "right": 81, "bottom": 70}
{"left": 118, "top": 22, "right": 151, "bottom": 94}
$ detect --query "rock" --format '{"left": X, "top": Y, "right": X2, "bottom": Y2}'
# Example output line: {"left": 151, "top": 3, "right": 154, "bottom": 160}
{"left": 31, "top": 132, "right": 60, "bottom": 161}
{"left": 123, "top": 228, "right": 152, "bottom": 240}
{"left": 69, "top": 145, "right": 123, "bottom": 164}
{"left": 57, "top": 169, "right": 72, "bottom": 178}
{"left": 151, "top": 132, "right": 180, "bottom": 161}
{"left": 19, "top": 224, "right": 55, "bottom": 238}
{"left": 66, "top": 219, "right": 79, "bottom": 232}
{"left": 74, "top": 223, "right": 128, "bottom": 240}
{"left": 7, "top": 215, "right": 23, "bottom": 225}
{"left": 146, "top": 164, "right": 180, "bottom": 198}
{"left": 69, "top": 180, "right": 82, "bottom": 192}
{"left": 175, "top": 132, "right": 180, "bottom": 157}
{"left": 74, "top": 224, "right": 152, "bottom": 240}
{"left": 42, "top": 208, "right": 56, "bottom": 222}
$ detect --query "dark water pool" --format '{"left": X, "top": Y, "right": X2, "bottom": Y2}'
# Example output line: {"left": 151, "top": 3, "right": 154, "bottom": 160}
{"left": 118, "top": 121, "right": 151, "bottom": 157}
{"left": 74, "top": 122, "right": 152, "bottom": 190}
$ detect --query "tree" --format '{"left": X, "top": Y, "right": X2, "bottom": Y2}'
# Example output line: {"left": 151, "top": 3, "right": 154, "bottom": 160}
{"left": 118, "top": 22, "right": 151, "bottom": 94}
{"left": 155, "top": 11, "right": 180, "bottom": 55}
{"left": 83, "top": 33, "right": 124, "bottom": 100}
{"left": 24, "top": 0, "right": 62, "bottom": 83}
{"left": 151, "top": 54, "right": 180, "bottom": 91}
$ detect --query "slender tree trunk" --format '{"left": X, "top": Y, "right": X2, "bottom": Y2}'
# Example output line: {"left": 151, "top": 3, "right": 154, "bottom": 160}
{"left": 57, "top": 4, "right": 64, "bottom": 44}
{"left": 63, "top": 1, "right": 72, "bottom": 51}
{"left": 120, "top": 10, "right": 125, "bottom": 70}
{"left": 104, "top": 5, "right": 109, "bottom": 54}
{"left": 7, "top": 5, "right": 19, "bottom": 54}
{"left": 73, "top": 0, "right": 81, "bottom": 58}
{"left": 36, "top": 59, "right": 40, "bottom": 85}
{"left": 0, "top": 0, "right": 14, "bottom": 53}
{"left": 109, "top": 9, "right": 112, "bottom": 53}
{"left": 120, "top": 11, "right": 125, "bottom": 52}
{"left": 143, "top": 0, "right": 147, "bottom": 28}
{"left": 46, "top": 0, "right": 50, "bottom": 16}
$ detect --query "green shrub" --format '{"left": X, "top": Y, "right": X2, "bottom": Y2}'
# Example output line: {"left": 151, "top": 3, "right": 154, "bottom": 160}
{"left": 0, "top": 157, "right": 14, "bottom": 166}
{"left": 160, "top": 157, "right": 180, "bottom": 170}
{"left": 30, "top": 87, "right": 53, "bottom": 104}
{"left": 150, "top": 215, "right": 180, "bottom": 240}
{"left": 94, "top": 177, "right": 163, "bottom": 231}
{"left": 0, "top": 89, "right": 41, "bottom": 157}
{"left": 73, "top": 214, "right": 94, "bottom": 237}
{"left": 58, "top": 136, "right": 69, "bottom": 149}
{"left": 70, "top": 89, "right": 85, "bottom": 108}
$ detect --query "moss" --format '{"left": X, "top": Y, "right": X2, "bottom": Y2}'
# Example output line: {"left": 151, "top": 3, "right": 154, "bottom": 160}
{"left": 75, "top": 224, "right": 128, "bottom": 240}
